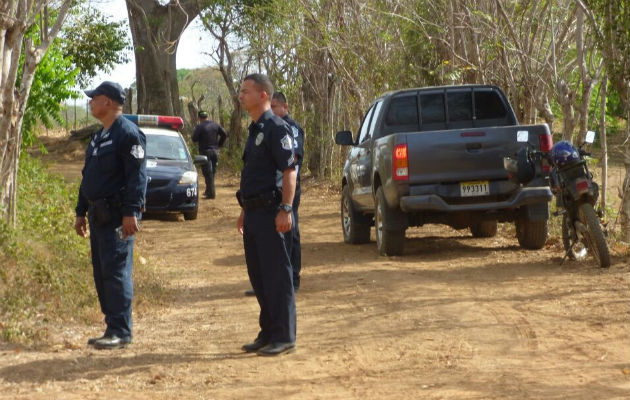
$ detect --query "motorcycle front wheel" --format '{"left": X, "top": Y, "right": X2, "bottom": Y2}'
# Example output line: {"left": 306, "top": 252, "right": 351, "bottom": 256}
{"left": 578, "top": 203, "right": 611, "bottom": 268}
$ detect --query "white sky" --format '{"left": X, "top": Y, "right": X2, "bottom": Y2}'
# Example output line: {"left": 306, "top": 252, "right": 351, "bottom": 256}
{"left": 88, "top": 0, "right": 212, "bottom": 90}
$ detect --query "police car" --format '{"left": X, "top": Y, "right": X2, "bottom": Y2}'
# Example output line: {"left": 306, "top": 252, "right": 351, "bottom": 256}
{"left": 123, "top": 115, "right": 207, "bottom": 220}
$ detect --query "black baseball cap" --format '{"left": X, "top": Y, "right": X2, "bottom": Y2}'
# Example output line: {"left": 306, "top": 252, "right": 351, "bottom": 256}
{"left": 84, "top": 81, "right": 126, "bottom": 104}
{"left": 198, "top": 111, "right": 208, "bottom": 118}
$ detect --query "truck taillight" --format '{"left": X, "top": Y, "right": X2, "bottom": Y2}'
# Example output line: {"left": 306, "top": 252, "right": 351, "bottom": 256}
{"left": 539, "top": 134, "right": 553, "bottom": 152}
{"left": 393, "top": 143, "right": 409, "bottom": 181}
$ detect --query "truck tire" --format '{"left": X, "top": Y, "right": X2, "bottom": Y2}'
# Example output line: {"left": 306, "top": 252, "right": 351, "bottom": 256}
{"left": 515, "top": 216, "right": 547, "bottom": 249}
{"left": 470, "top": 220, "right": 498, "bottom": 238}
{"left": 341, "top": 185, "right": 371, "bottom": 244}
{"left": 578, "top": 203, "right": 610, "bottom": 268}
{"left": 375, "top": 187, "right": 405, "bottom": 256}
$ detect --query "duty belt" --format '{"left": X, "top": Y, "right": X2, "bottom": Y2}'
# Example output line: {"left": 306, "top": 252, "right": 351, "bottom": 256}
{"left": 238, "top": 190, "right": 279, "bottom": 211}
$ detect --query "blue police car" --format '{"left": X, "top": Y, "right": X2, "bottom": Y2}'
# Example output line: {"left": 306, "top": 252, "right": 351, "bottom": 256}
{"left": 123, "top": 115, "right": 207, "bottom": 220}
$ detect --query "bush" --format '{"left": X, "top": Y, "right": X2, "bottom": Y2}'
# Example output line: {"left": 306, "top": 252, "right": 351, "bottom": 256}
{"left": 0, "top": 155, "right": 164, "bottom": 345}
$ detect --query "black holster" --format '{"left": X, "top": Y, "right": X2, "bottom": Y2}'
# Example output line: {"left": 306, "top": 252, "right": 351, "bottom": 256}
{"left": 89, "top": 198, "right": 112, "bottom": 226}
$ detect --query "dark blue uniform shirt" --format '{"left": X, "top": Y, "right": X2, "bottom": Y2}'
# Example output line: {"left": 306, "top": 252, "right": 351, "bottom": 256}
{"left": 76, "top": 115, "right": 147, "bottom": 217}
{"left": 282, "top": 115, "right": 304, "bottom": 168}
{"left": 240, "top": 110, "right": 296, "bottom": 198}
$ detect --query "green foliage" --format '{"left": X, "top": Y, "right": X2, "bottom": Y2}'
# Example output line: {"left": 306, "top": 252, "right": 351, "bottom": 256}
{"left": 61, "top": 7, "right": 131, "bottom": 86}
{"left": 0, "top": 155, "right": 93, "bottom": 344}
{"left": 0, "top": 155, "right": 165, "bottom": 345}
{"left": 22, "top": 41, "right": 79, "bottom": 148}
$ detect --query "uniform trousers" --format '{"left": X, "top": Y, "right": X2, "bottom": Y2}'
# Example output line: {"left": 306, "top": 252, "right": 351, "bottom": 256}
{"left": 88, "top": 209, "right": 134, "bottom": 339}
{"left": 201, "top": 149, "right": 218, "bottom": 198}
{"left": 243, "top": 207, "right": 296, "bottom": 344}
{"left": 289, "top": 184, "right": 301, "bottom": 289}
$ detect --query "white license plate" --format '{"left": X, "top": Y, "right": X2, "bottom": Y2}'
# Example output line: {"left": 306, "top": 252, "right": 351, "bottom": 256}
{"left": 460, "top": 180, "right": 490, "bottom": 197}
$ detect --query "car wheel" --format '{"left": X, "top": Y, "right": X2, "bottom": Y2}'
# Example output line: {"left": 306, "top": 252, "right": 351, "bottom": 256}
{"left": 341, "top": 185, "right": 371, "bottom": 244}
{"left": 375, "top": 187, "right": 405, "bottom": 256}
{"left": 183, "top": 208, "right": 198, "bottom": 220}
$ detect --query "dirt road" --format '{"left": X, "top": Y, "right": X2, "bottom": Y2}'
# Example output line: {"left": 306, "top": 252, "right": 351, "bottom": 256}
{"left": 1, "top": 155, "right": 629, "bottom": 399}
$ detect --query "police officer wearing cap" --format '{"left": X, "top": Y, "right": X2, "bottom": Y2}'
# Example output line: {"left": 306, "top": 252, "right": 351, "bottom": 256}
{"left": 192, "top": 110, "right": 227, "bottom": 199}
{"left": 237, "top": 73, "right": 297, "bottom": 356}
{"left": 75, "top": 81, "right": 147, "bottom": 350}
{"left": 271, "top": 91, "right": 304, "bottom": 292}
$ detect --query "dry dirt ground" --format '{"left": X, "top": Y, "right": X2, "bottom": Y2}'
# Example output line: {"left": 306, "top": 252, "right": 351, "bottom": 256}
{"left": 1, "top": 136, "right": 629, "bottom": 399}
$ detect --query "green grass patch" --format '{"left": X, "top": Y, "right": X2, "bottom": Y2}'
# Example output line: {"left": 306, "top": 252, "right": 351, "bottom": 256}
{"left": 0, "top": 155, "right": 165, "bottom": 345}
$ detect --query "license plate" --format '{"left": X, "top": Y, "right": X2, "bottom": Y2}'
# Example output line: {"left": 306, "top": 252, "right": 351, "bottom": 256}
{"left": 460, "top": 180, "right": 490, "bottom": 197}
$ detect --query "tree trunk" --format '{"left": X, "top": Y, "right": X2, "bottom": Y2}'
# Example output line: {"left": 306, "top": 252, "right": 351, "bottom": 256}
{"left": 0, "top": 0, "right": 73, "bottom": 225}
{"left": 599, "top": 74, "right": 608, "bottom": 211}
{"left": 125, "top": 0, "right": 201, "bottom": 117}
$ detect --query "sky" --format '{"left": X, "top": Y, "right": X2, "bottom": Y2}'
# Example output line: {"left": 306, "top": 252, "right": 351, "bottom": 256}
{"left": 88, "top": 0, "right": 212, "bottom": 90}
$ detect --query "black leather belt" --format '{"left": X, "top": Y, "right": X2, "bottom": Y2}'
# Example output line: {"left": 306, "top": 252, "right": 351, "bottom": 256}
{"left": 238, "top": 190, "right": 279, "bottom": 211}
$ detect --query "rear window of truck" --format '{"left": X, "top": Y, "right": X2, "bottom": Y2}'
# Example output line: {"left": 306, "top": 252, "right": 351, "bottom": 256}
{"left": 381, "top": 87, "right": 514, "bottom": 136}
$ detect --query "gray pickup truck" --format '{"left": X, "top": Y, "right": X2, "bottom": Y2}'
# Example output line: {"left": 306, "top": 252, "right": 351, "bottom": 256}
{"left": 335, "top": 85, "right": 553, "bottom": 256}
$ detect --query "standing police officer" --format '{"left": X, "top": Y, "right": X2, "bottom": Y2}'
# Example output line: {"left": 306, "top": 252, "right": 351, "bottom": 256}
{"left": 192, "top": 110, "right": 227, "bottom": 199}
{"left": 74, "top": 81, "right": 147, "bottom": 350}
{"left": 271, "top": 92, "right": 304, "bottom": 292}
{"left": 237, "top": 74, "right": 297, "bottom": 356}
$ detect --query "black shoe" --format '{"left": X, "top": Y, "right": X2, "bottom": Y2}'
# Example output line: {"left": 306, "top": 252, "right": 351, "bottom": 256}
{"left": 92, "top": 335, "right": 132, "bottom": 350}
{"left": 294, "top": 286, "right": 300, "bottom": 293}
{"left": 87, "top": 334, "right": 107, "bottom": 346}
{"left": 244, "top": 289, "right": 255, "bottom": 296}
{"left": 242, "top": 338, "right": 268, "bottom": 353}
{"left": 256, "top": 342, "right": 295, "bottom": 356}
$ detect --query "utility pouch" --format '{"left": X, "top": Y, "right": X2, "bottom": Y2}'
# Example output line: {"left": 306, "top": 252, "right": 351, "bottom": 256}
{"left": 90, "top": 198, "right": 112, "bottom": 226}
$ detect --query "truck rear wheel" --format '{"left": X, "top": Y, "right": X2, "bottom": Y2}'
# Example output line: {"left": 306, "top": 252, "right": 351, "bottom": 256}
{"left": 470, "top": 220, "right": 498, "bottom": 238}
{"left": 341, "top": 185, "right": 371, "bottom": 244}
{"left": 515, "top": 216, "right": 547, "bottom": 249}
{"left": 375, "top": 187, "right": 405, "bottom": 256}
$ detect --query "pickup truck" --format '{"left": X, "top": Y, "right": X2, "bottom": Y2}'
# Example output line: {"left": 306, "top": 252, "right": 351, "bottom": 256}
{"left": 335, "top": 85, "right": 553, "bottom": 256}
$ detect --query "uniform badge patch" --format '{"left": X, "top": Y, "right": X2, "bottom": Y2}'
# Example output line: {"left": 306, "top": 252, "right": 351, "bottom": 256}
{"left": 130, "top": 144, "right": 145, "bottom": 159}
{"left": 281, "top": 134, "right": 293, "bottom": 150}
{"left": 255, "top": 132, "right": 264, "bottom": 146}
{"left": 291, "top": 126, "right": 299, "bottom": 138}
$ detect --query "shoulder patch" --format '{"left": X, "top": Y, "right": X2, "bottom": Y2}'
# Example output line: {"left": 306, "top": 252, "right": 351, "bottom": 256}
{"left": 281, "top": 134, "right": 293, "bottom": 151}
{"left": 130, "top": 144, "right": 145, "bottom": 159}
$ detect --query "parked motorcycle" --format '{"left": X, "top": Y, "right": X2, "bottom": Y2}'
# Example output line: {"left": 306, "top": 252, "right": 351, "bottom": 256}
{"left": 504, "top": 130, "right": 610, "bottom": 268}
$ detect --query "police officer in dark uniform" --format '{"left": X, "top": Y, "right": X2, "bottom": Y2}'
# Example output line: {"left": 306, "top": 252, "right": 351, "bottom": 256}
{"left": 192, "top": 110, "right": 227, "bottom": 199}
{"left": 271, "top": 92, "right": 304, "bottom": 291}
{"left": 237, "top": 74, "right": 297, "bottom": 356}
{"left": 74, "top": 81, "right": 147, "bottom": 350}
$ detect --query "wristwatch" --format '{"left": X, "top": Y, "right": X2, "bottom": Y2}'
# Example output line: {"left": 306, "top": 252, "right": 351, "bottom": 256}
{"left": 279, "top": 203, "right": 293, "bottom": 213}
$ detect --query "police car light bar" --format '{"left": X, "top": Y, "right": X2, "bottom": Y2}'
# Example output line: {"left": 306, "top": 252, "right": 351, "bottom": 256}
{"left": 123, "top": 114, "right": 184, "bottom": 131}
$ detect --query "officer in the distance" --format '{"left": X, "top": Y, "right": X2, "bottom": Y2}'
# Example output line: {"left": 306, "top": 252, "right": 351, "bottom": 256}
{"left": 271, "top": 91, "right": 304, "bottom": 292}
{"left": 236, "top": 73, "right": 297, "bottom": 356}
{"left": 74, "top": 81, "right": 147, "bottom": 350}
{"left": 192, "top": 110, "right": 227, "bottom": 199}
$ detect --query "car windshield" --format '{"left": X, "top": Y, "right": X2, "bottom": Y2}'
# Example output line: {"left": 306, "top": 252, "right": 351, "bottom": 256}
{"left": 146, "top": 134, "right": 188, "bottom": 161}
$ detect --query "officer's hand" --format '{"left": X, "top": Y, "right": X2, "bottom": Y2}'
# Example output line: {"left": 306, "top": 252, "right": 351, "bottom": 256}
{"left": 75, "top": 216, "right": 88, "bottom": 237}
{"left": 122, "top": 215, "right": 140, "bottom": 239}
{"left": 275, "top": 209, "right": 292, "bottom": 233}
{"left": 237, "top": 209, "right": 244, "bottom": 235}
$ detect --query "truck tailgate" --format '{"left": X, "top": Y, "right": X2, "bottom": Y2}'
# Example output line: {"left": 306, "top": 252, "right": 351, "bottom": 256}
{"left": 403, "top": 124, "right": 549, "bottom": 184}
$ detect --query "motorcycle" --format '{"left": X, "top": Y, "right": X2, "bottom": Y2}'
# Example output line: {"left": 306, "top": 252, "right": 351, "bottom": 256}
{"left": 504, "top": 130, "right": 610, "bottom": 268}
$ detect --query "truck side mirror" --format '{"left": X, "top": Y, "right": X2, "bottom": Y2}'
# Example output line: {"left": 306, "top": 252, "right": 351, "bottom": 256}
{"left": 335, "top": 130, "right": 354, "bottom": 146}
